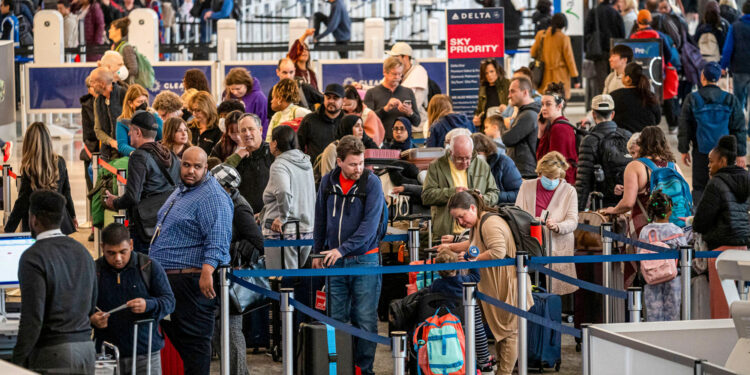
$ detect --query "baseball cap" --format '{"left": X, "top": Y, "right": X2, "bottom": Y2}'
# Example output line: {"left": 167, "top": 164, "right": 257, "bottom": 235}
{"left": 130, "top": 110, "right": 158, "bottom": 132}
{"left": 591, "top": 94, "right": 615, "bottom": 111}
{"left": 324, "top": 83, "right": 345, "bottom": 98}
{"left": 702, "top": 61, "right": 722, "bottom": 82}
{"left": 387, "top": 42, "right": 413, "bottom": 57}
{"left": 211, "top": 164, "right": 242, "bottom": 189}
{"left": 637, "top": 9, "right": 652, "bottom": 25}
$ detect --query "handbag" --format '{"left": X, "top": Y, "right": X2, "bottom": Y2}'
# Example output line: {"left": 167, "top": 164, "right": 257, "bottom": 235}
{"left": 585, "top": 6, "right": 604, "bottom": 60}
{"left": 529, "top": 31, "right": 546, "bottom": 88}
{"left": 229, "top": 253, "right": 271, "bottom": 315}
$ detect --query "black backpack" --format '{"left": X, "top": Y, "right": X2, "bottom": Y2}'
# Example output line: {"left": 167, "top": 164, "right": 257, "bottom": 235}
{"left": 478, "top": 206, "right": 544, "bottom": 258}
{"left": 556, "top": 120, "right": 589, "bottom": 157}
{"left": 96, "top": 252, "right": 153, "bottom": 291}
{"left": 427, "top": 78, "right": 442, "bottom": 105}
{"left": 591, "top": 128, "right": 632, "bottom": 198}
{"left": 16, "top": 0, "right": 34, "bottom": 46}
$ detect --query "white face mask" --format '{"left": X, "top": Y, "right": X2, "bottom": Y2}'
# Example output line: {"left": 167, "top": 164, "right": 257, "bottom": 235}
{"left": 218, "top": 117, "right": 226, "bottom": 133}
{"left": 116, "top": 65, "right": 129, "bottom": 81}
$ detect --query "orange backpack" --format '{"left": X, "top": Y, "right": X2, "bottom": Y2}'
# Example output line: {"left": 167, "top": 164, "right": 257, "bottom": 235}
{"left": 413, "top": 307, "right": 466, "bottom": 375}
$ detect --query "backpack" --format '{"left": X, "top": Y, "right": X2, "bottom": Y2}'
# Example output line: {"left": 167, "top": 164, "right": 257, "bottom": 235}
{"left": 691, "top": 91, "right": 732, "bottom": 154}
{"left": 323, "top": 168, "right": 389, "bottom": 243}
{"left": 116, "top": 42, "right": 155, "bottom": 90}
{"left": 479, "top": 206, "right": 544, "bottom": 258}
{"left": 413, "top": 307, "right": 466, "bottom": 375}
{"left": 638, "top": 158, "right": 693, "bottom": 227}
{"left": 590, "top": 128, "right": 632, "bottom": 200}
{"left": 678, "top": 28, "right": 706, "bottom": 85}
{"left": 698, "top": 32, "right": 721, "bottom": 62}
{"left": 427, "top": 78, "right": 442, "bottom": 106}
{"left": 638, "top": 229, "right": 680, "bottom": 285}
{"left": 96, "top": 252, "right": 153, "bottom": 291}
{"left": 15, "top": 0, "right": 34, "bottom": 46}
{"left": 556, "top": 120, "right": 588, "bottom": 155}
{"left": 313, "top": 140, "right": 337, "bottom": 187}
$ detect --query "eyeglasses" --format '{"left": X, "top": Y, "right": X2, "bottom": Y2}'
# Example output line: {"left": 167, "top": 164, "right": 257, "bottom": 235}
{"left": 393, "top": 126, "right": 407, "bottom": 132}
{"left": 453, "top": 156, "right": 472, "bottom": 163}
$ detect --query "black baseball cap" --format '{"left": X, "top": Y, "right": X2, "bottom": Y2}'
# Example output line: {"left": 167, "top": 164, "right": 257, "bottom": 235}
{"left": 131, "top": 110, "right": 158, "bottom": 132}
{"left": 324, "top": 83, "right": 345, "bottom": 98}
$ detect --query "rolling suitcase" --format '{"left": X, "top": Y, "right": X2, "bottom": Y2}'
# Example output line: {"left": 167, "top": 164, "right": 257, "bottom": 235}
{"left": 95, "top": 342, "right": 119, "bottom": 375}
{"left": 528, "top": 288, "right": 562, "bottom": 372}
{"left": 130, "top": 319, "right": 156, "bottom": 375}
{"left": 160, "top": 333, "right": 184, "bottom": 375}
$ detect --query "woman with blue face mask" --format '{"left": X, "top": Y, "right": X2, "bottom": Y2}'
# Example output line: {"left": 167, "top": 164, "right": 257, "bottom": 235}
{"left": 515, "top": 151, "right": 580, "bottom": 295}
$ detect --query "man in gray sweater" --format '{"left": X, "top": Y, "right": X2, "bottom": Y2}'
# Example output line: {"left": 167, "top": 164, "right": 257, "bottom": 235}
{"left": 364, "top": 56, "right": 421, "bottom": 142}
{"left": 13, "top": 190, "right": 97, "bottom": 373}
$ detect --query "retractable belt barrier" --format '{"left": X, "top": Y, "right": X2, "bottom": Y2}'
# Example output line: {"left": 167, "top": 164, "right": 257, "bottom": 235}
{"left": 84, "top": 145, "right": 127, "bottom": 185}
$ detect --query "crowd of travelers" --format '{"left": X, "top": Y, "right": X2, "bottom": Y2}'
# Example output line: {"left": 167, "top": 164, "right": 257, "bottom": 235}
{"left": 3, "top": 0, "right": 750, "bottom": 374}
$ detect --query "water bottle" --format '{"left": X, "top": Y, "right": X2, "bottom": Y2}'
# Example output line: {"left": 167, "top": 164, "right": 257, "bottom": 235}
{"left": 464, "top": 246, "right": 480, "bottom": 260}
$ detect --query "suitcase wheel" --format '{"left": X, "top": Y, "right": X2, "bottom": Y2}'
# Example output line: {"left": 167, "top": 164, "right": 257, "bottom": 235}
{"left": 272, "top": 344, "right": 281, "bottom": 362}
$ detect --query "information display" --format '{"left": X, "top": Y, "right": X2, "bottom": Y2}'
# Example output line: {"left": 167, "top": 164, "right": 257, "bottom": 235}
{"left": 0, "top": 234, "right": 35, "bottom": 287}
{"left": 612, "top": 38, "right": 663, "bottom": 102}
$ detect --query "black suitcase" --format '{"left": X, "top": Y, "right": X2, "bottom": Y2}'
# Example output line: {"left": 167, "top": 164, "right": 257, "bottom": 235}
{"left": 297, "top": 322, "right": 354, "bottom": 375}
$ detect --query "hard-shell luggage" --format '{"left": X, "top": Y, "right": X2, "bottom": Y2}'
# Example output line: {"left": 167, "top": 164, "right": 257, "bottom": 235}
{"left": 95, "top": 342, "right": 119, "bottom": 375}
{"left": 297, "top": 322, "right": 354, "bottom": 375}
{"left": 401, "top": 147, "right": 445, "bottom": 171}
{"left": 528, "top": 288, "right": 562, "bottom": 372}
{"left": 160, "top": 334, "right": 184, "bottom": 375}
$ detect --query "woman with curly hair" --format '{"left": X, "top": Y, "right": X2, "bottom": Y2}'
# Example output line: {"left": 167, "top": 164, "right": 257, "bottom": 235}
{"left": 536, "top": 82, "right": 577, "bottom": 184}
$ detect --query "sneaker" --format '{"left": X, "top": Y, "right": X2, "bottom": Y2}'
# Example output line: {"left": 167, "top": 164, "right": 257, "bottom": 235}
{"left": 3, "top": 142, "right": 11, "bottom": 163}
{"left": 479, "top": 355, "right": 497, "bottom": 374}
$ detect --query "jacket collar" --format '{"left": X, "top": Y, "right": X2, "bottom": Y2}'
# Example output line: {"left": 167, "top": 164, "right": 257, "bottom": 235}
{"left": 591, "top": 120, "right": 617, "bottom": 134}
{"left": 101, "top": 250, "right": 138, "bottom": 273}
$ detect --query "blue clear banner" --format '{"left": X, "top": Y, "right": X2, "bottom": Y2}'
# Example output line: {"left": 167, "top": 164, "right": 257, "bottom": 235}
{"left": 149, "top": 64, "right": 213, "bottom": 98}
{"left": 612, "top": 38, "right": 663, "bottom": 101}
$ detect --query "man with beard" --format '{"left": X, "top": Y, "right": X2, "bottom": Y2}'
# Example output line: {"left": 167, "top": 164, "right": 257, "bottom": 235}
{"left": 102, "top": 111, "right": 180, "bottom": 253}
{"left": 297, "top": 83, "right": 346, "bottom": 162}
{"left": 313, "top": 135, "right": 385, "bottom": 375}
{"left": 149, "top": 146, "right": 232, "bottom": 375}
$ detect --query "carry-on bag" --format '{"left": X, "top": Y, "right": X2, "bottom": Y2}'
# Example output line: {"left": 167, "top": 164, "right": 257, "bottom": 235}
{"left": 95, "top": 341, "right": 119, "bottom": 375}
{"left": 528, "top": 287, "right": 562, "bottom": 372}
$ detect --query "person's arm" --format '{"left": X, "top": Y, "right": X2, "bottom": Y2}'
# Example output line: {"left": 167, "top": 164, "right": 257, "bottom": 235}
{"left": 421, "top": 164, "right": 456, "bottom": 206}
{"left": 116, "top": 121, "right": 136, "bottom": 156}
{"left": 12, "top": 254, "right": 45, "bottom": 367}
{"left": 200, "top": 195, "right": 233, "bottom": 268}
{"left": 425, "top": 125, "right": 441, "bottom": 147}
{"left": 316, "top": 1, "right": 342, "bottom": 40}
{"left": 677, "top": 94, "right": 693, "bottom": 155}
{"left": 693, "top": 181, "right": 720, "bottom": 234}
{"left": 604, "top": 161, "right": 642, "bottom": 214}
{"left": 406, "top": 90, "right": 421, "bottom": 127}
{"left": 720, "top": 24, "right": 734, "bottom": 70}
{"left": 224, "top": 152, "right": 242, "bottom": 167}
{"left": 113, "top": 152, "right": 147, "bottom": 210}
{"left": 142, "top": 259, "right": 176, "bottom": 321}
{"left": 729, "top": 95, "right": 747, "bottom": 157}
{"left": 297, "top": 116, "right": 310, "bottom": 153}
{"left": 313, "top": 180, "right": 329, "bottom": 253}
{"left": 210, "top": 0, "right": 233, "bottom": 19}
{"left": 649, "top": 102, "right": 662, "bottom": 126}
{"left": 59, "top": 160, "right": 76, "bottom": 219}
{"left": 4, "top": 176, "right": 31, "bottom": 233}
{"left": 94, "top": 4, "right": 105, "bottom": 43}
{"left": 209, "top": 140, "right": 224, "bottom": 160}
{"left": 1, "top": 18, "right": 12, "bottom": 40}
{"left": 530, "top": 31, "right": 541, "bottom": 58}
{"left": 563, "top": 35, "right": 579, "bottom": 77}
{"left": 498, "top": 156, "right": 522, "bottom": 203}
{"left": 122, "top": 45, "right": 139, "bottom": 79}
{"left": 338, "top": 177, "right": 384, "bottom": 256}
{"left": 615, "top": 9, "right": 625, "bottom": 39}
{"left": 501, "top": 114, "right": 534, "bottom": 146}
{"left": 555, "top": 187, "right": 579, "bottom": 235}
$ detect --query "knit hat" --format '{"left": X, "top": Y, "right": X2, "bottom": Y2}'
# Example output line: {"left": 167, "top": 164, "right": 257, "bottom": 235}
{"left": 211, "top": 164, "right": 242, "bottom": 189}
{"left": 702, "top": 61, "right": 722, "bottom": 82}
{"left": 637, "top": 9, "right": 652, "bottom": 25}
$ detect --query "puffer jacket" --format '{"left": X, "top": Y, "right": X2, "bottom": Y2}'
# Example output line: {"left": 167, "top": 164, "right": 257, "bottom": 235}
{"left": 425, "top": 113, "right": 476, "bottom": 148}
{"left": 502, "top": 101, "right": 541, "bottom": 178}
{"left": 693, "top": 165, "right": 750, "bottom": 250}
{"left": 485, "top": 152, "right": 522, "bottom": 204}
{"left": 575, "top": 120, "right": 632, "bottom": 210}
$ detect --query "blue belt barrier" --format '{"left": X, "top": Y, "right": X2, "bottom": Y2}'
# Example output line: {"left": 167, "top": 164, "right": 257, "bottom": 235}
{"left": 529, "top": 251, "right": 680, "bottom": 264}
{"left": 475, "top": 291, "right": 581, "bottom": 339}
{"left": 576, "top": 223, "right": 673, "bottom": 253}
{"left": 412, "top": 138, "right": 426, "bottom": 145}
{"left": 529, "top": 264, "right": 627, "bottom": 299}
{"left": 263, "top": 234, "right": 409, "bottom": 248}
{"left": 695, "top": 251, "right": 723, "bottom": 259}
{"left": 289, "top": 298, "right": 392, "bottom": 346}
{"left": 233, "top": 258, "right": 516, "bottom": 278}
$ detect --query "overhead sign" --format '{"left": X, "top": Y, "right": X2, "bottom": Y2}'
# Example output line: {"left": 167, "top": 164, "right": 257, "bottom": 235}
{"left": 612, "top": 38, "right": 663, "bottom": 102}
{"left": 149, "top": 63, "right": 213, "bottom": 98}
{"left": 554, "top": 0, "right": 584, "bottom": 36}
{"left": 319, "top": 59, "right": 447, "bottom": 94}
{"left": 446, "top": 8, "right": 504, "bottom": 116}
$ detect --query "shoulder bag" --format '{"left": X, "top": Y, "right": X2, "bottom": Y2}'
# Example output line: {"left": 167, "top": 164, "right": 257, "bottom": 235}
{"left": 529, "top": 30, "right": 546, "bottom": 88}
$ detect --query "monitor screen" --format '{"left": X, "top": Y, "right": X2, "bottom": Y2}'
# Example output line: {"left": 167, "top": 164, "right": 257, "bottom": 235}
{"left": 0, "top": 234, "right": 34, "bottom": 288}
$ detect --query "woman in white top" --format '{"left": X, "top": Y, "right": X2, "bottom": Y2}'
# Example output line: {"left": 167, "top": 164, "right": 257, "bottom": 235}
{"left": 266, "top": 78, "right": 311, "bottom": 143}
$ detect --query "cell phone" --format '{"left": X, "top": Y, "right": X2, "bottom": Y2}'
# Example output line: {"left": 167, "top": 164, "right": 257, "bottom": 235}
{"left": 403, "top": 99, "right": 412, "bottom": 106}
{"left": 264, "top": 219, "right": 274, "bottom": 230}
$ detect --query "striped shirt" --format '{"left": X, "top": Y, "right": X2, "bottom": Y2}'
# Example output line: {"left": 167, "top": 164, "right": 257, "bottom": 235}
{"left": 149, "top": 174, "right": 233, "bottom": 270}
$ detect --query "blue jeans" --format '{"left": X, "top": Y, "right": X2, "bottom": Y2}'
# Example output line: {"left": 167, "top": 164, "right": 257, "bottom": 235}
{"left": 734, "top": 73, "right": 750, "bottom": 115}
{"left": 328, "top": 253, "right": 382, "bottom": 374}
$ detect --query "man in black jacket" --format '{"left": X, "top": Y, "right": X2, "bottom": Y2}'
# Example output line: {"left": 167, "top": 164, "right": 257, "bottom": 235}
{"left": 502, "top": 77, "right": 541, "bottom": 178}
{"left": 13, "top": 190, "right": 97, "bottom": 373}
{"left": 224, "top": 113, "right": 274, "bottom": 213}
{"left": 103, "top": 111, "right": 180, "bottom": 254}
{"left": 298, "top": 83, "right": 346, "bottom": 162}
{"left": 90, "top": 67, "right": 127, "bottom": 161}
{"left": 576, "top": 94, "right": 632, "bottom": 210}
{"left": 585, "top": 0, "right": 626, "bottom": 98}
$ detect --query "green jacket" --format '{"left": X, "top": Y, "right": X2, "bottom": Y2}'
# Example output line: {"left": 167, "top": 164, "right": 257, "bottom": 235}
{"left": 475, "top": 79, "right": 511, "bottom": 117}
{"left": 421, "top": 153, "right": 500, "bottom": 240}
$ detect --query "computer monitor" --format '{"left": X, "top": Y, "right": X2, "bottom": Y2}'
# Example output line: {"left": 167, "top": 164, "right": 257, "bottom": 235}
{"left": 0, "top": 233, "right": 34, "bottom": 288}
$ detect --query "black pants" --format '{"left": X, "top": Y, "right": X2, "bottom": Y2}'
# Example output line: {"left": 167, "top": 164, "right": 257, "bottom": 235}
{"left": 313, "top": 12, "right": 349, "bottom": 59}
{"left": 162, "top": 273, "right": 218, "bottom": 375}
{"left": 692, "top": 148, "right": 710, "bottom": 207}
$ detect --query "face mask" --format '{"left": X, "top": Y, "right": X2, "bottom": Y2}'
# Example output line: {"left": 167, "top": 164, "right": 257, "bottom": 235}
{"left": 540, "top": 175, "right": 560, "bottom": 191}
{"left": 218, "top": 117, "right": 226, "bottom": 133}
{"left": 116, "top": 65, "right": 128, "bottom": 81}
{"left": 135, "top": 102, "right": 148, "bottom": 112}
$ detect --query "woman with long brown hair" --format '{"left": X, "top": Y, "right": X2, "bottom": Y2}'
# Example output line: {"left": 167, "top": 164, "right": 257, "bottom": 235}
{"left": 187, "top": 91, "right": 223, "bottom": 155}
{"left": 610, "top": 62, "right": 661, "bottom": 133}
{"left": 425, "top": 94, "right": 475, "bottom": 148}
{"left": 447, "top": 190, "right": 533, "bottom": 375}
{"left": 5, "top": 122, "right": 77, "bottom": 234}
{"left": 210, "top": 110, "right": 243, "bottom": 161}
{"left": 162, "top": 117, "right": 192, "bottom": 158}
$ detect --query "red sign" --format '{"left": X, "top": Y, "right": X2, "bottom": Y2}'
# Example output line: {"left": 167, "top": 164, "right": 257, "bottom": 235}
{"left": 447, "top": 23, "right": 505, "bottom": 59}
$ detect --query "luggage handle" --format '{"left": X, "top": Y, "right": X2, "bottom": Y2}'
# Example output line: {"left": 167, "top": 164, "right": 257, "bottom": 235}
{"left": 132, "top": 318, "right": 155, "bottom": 375}
{"left": 98, "top": 341, "right": 120, "bottom": 362}
{"left": 280, "top": 219, "right": 303, "bottom": 270}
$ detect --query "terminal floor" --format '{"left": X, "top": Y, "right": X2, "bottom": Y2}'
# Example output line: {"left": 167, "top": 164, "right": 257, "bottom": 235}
{"left": 13, "top": 103, "right": 695, "bottom": 374}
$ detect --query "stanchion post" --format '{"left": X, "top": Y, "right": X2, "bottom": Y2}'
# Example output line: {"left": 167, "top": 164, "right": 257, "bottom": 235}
{"left": 92, "top": 153, "right": 100, "bottom": 256}
{"left": 581, "top": 324, "right": 590, "bottom": 375}
{"left": 219, "top": 265, "right": 230, "bottom": 375}
{"left": 113, "top": 215, "right": 126, "bottom": 225}
{"left": 462, "top": 282, "right": 477, "bottom": 375}
{"left": 408, "top": 226, "right": 419, "bottom": 262}
{"left": 2, "top": 165, "right": 11, "bottom": 227}
{"left": 116, "top": 169, "right": 127, "bottom": 217}
{"left": 627, "top": 287, "right": 642, "bottom": 323}
{"left": 601, "top": 223, "right": 613, "bottom": 323}
{"left": 680, "top": 246, "right": 692, "bottom": 320}
{"left": 516, "top": 250, "right": 529, "bottom": 375}
{"left": 391, "top": 331, "right": 406, "bottom": 375}
{"left": 280, "top": 288, "right": 294, "bottom": 375}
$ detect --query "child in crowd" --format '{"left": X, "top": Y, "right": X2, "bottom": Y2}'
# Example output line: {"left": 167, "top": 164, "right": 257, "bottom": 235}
{"left": 482, "top": 114, "right": 506, "bottom": 155}
{"left": 430, "top": 250, "right": 496, "bottom": 374}
{"left": 638, "top": 189, "right": 686, "bottom": 322}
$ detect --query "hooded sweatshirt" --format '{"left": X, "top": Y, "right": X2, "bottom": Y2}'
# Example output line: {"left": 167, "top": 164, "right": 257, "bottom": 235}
{"left": 262, "top": 149, "right": 316, "bottom": 235}
{"left": 383, "top": 116, "right": 415, "bottom": 151}
{"left": 502, "top": 101, "right": 542, "bottom": 178}
{"left": 225, "top": 77, "right": 270, "bottom": 138}
{"left": 426, "top": 113, "right": 476, "bottom": 148}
